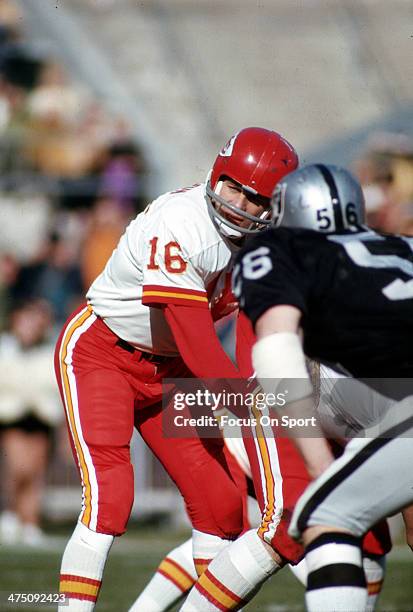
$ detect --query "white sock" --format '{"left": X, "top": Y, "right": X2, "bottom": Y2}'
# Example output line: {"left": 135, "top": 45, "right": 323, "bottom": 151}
{"left": 192, "top": 529, "right": 233, "bottom": 576}
{"left": 59, "top": 521, "right": 114, "bottom": 611}
{"left": 129, "top": 538, "right": 196, "bottom": 612}
{"left": 290, "top": 545, "right": 386, "bottom": 608}
{"left": 288, "top": 558, "right": 308, "bottom": 586}
{"left": 364, "top": 555, "right": 386, "bottom": 611}
{"left": 305, "top": 533, "right": 367, "bottom": 612}
{"left": 181, "top": 529, "right": 280, "bottom": 611}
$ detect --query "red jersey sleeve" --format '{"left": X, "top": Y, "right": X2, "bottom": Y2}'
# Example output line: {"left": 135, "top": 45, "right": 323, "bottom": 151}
{"left": 235, "top": 311, "right": 255, "bottom": 377}
{"left": 164, "top": 303, "right": 240, "bottom": 379}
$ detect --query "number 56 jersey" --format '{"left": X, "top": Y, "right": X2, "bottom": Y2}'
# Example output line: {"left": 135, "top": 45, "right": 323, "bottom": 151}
{"left": 234, "top": 226, "right": 413, "bottom": 380}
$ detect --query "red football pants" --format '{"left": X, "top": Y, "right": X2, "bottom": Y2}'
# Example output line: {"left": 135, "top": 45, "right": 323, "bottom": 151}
{"left": 54, "top": 305, "right": 243, "bottom": 537}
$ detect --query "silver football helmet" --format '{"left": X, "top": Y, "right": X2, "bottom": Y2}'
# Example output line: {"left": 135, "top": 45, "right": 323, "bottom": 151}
{"left": 271, "top": 164, "right": 365, "bottom": 232}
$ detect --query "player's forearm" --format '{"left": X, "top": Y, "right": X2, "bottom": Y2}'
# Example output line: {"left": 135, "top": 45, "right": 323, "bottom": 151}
{"left": 252, "top": 309, "right": 334, "bottom": 478}
{"left": 164, "top": 303, "right": 240, "bottom": 379}
{"left": 283, "top": 397, "right": 335, "bottom": 479}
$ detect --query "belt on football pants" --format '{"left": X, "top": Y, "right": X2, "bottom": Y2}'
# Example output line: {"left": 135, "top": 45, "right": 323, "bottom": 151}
{"left": 116, "top": 338, "right": 170, "bottom": 364}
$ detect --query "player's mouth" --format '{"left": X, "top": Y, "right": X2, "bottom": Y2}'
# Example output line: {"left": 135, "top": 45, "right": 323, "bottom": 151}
{"left": 221, "top": 210, "right": 245, "bottom": 226}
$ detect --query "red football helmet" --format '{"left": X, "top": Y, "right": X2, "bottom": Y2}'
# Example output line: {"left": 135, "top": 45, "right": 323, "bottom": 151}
{"left": 206, "top": 127, "right": 298, "bottom": 236}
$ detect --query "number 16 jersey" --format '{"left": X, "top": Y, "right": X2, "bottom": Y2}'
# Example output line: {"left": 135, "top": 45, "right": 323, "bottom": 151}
{"left": 87, "top": 184, "right": 239, "bottom": 355}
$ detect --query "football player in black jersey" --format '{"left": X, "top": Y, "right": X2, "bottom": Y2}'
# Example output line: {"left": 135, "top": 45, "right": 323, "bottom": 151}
{"left": 233, "top": 164, "right": 413, "bottom": 611}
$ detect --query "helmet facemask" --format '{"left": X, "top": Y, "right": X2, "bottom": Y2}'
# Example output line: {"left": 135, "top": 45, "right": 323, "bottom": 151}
{"left": 205, "top": 175, "right": 272, "bottom": 239}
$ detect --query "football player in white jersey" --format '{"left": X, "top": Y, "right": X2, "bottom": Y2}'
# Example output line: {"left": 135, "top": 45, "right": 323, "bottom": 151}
{"left": 53, "top": 127, "right": 298, "bottom": 610}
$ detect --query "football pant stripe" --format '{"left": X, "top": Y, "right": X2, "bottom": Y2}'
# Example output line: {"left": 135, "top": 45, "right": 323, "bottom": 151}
{"left": 250, "top": 402, "right": 284, "bottom": 542}
{"left": 58, "top": 306, "right": 99, "bottom": 529}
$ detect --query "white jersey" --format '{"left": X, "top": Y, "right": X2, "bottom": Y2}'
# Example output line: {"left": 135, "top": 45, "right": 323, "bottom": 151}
{"left": 87, "top": 183, "right": 240, "bottom": 355}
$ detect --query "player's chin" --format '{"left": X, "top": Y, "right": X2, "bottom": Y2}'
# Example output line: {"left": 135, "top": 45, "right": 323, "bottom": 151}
{"left": 222, "top": 213, "right": 246, "bottom": 227}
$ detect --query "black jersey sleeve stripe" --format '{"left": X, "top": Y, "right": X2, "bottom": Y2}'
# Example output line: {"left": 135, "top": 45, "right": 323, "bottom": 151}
{"left": 296, "top": 413, "right": 413, "bottom": 533}
{"left": 316, "top": 164, "right": 345, "bottom": 231}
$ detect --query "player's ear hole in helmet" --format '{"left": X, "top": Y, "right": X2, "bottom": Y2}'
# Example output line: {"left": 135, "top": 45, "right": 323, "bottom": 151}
{"left": 206, "top": 127, "right": 298, "bottom": 239}
{"left": 271, "top": 163, "right": 366, "bottom": 233}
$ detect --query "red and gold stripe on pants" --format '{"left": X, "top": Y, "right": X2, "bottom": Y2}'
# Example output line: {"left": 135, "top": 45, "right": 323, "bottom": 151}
{"left": 249, "top": 403, "right": 283, "bottom": 542}
{"left": 58, "top": 306, "right": 98, "bottom": 529}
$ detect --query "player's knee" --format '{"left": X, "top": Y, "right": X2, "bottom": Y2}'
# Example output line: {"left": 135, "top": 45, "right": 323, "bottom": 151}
{"left": 209, "top": 493, "right": 244, "bottom": 539}
{"left": 95, "top": 463, "right": 135, "bottom": 535}
{"left": 186, "top": 483, "right": 244, "bottom": 540}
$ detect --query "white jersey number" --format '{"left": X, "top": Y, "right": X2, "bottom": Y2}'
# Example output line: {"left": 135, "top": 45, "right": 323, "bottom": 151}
{"left": 329, "top": 232, "right": 413, "bottom": 301}
{"left": 232, "top": 246, "right": 273, "bottom": 300}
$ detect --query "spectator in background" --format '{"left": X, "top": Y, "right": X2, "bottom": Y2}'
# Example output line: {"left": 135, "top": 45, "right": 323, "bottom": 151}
{"left": 0, "top": 251, "right": 18, "bottom": 330}
{"left": 353, "top": 132, "right": 413, "bottom": 234}
{"left": 99, "top": 138, "right": 147, "bottom": 215}
{"left": 80, "top": 196, "right": 132, "bottom": 290}
{"left": 11, "top": 231, "right": 84, "bottom": 328}
{"left": 24, "top": 59, "right": 98, "bottom": 180}
{"left": 0, "top": 298, "right": 62, "bottom": 546}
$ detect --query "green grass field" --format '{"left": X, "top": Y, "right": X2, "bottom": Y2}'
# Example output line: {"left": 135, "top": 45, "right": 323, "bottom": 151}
{"left": 0, "top": 526, "right": 412, "bottom": 611}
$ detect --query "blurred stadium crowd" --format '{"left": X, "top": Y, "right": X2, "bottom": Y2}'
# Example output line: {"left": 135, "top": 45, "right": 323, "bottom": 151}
{"left": 0, "top": 0, "right": 147, "bottom": 546}
{"left": 0, "top": 0, "right": 412, "bottom": 547}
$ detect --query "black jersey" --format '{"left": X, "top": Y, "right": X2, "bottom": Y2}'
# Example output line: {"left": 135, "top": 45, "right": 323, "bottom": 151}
{"left": 234, "top": 226, "right": 413, "bottom": 381}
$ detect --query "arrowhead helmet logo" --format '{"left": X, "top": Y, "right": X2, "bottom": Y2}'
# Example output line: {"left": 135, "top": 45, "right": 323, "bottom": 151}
{"left": 219, "top": 130, "right": 241, "bottom": 157}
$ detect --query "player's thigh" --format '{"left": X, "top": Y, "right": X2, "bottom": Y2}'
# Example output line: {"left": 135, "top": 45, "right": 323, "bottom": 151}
{"left": 56, "top": 319, "right": 137, "bottom": 532}
{"left": 136, "top": 403, "right": 243, "bottom": 538}
{"left": 291, "top": 432, "right": 413, "bottom": 538}
{"left": 222, "top": 443, "right": 251, "bottom": 532}
{"left": 65, "top": 366, "right": 137, "bottom": 533}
